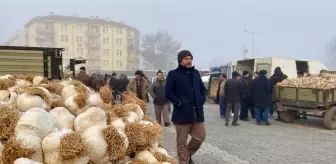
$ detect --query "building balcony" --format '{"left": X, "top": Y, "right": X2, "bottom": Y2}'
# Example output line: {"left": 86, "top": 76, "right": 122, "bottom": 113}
{"left": 86, "top": 30, "right": 100, "bottom": 37}
{"left": 86, "top": 41, "right": 100, "bottom": 49}
{"left": 35, "top": 26, "right": 54, "bottom": 35}
{"left": 86, "top": 55, "right": 100, "bottom": 60}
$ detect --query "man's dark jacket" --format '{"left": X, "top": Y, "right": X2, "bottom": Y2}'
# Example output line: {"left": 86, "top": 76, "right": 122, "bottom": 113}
{"left": 224, "top": 78, "right": 243, "bottom": 103}
{"left": 241, "top": 77, "right": 251, "bottom": 99}
{"left": 269, "top": 68, "right": 288, "bottom": 96}
{"left": 251, "top": 75, "right": 271, "bottom": 108}
{"left": 165, "top": 65, "right": 206, "bottom": 124}
{"left": 150, "top": 79, "right": 169, "bottom": 105}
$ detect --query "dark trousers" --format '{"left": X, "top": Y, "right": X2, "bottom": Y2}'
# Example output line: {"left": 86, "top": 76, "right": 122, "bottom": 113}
{"left": 218, "top": 96, "right": 226, "bottom": 117}
{"left": 240, "top": 99, "right": 249, "bottom": 119}
{"left": 270, "top": 101, "right": 276, "bottom": 116}
{"left": 225, "top": 102, "right": 240, "bottom": 124}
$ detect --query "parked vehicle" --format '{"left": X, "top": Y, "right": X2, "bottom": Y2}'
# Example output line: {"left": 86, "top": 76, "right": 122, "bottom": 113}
{"left": 235, "top": 57, "right": 328, "bottom": 78}
{"left": 274, "top": 84, "right": 336, "bottom": 129}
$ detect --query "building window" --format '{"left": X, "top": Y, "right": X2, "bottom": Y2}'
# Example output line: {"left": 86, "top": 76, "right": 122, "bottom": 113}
{"left": 77, "top": 48, "right": 83, "bottom": 55}
{"left": 61, "top": 24, "right": 67, "bottom": 31}
{"left": 103, "top": 49, "right": 109, "bottom": 56}
{"left": 44, "top": 24, "right": 49, "bottom": 30}
{"left": 103, "top": 60, "right": 109, "bottom": 67}
{"left": 116, "top": 28, "right": 122, "bottom": 34}
{"left": 116, "top": 39, "right": 122, "bottom": 45}
{"left": 117, "top": 61, "right": 123, "bottom": 68}
{"left": 117, "top": 50, "right": 122, "bottom": 56}
{"left": 76, "top": 25, "right": 82, "bottom": 32}
{"left": 76, "top": 36, "right": 83, "bottom": 44}
{"left": 61, "top": 35, "right": 68, "bottom": 42}
{"left": 103, "top": 27, "right": 108, "bottom": 33}
{"left": 103, "top": 38, "right": 109, "bottom": 44}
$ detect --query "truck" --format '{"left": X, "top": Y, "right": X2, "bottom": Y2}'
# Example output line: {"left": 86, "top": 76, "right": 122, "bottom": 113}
{"left": 0, "top": 46, "right": 85, "bottom": 79}
{"left": 203, "top": 62, "right": 235, "bottom": 103}
{"left": 235, "top": 57, "right": 328, "bottom": 78}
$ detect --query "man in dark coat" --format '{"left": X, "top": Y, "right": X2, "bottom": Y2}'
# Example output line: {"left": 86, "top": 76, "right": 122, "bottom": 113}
{"left": 224, "top": 71, "right": 242, "bottom": 126}
{"left": 76, "top": 66, "right": 92, "bottom": 87}
{"left": 150, "top": 70, "right": 170, "bottom": 126}
{"left": 165, "top": 50, "right": 206, "bottom": 164}
{"left": 269, "top": 67, "right": 288, "bottom": 119}
{"left": 109, "top": 72, "right": 118, "bottom": 99}
{"left": 240, "top": 70, "right": 252, "bottom": 121}
{"left": 251, "top": 70, "right": 271, "bottom": 125}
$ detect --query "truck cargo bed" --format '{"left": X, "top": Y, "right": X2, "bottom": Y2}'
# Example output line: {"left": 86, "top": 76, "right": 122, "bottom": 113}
{"left": 274, "top": 86, "right": 336, "bottom": 109}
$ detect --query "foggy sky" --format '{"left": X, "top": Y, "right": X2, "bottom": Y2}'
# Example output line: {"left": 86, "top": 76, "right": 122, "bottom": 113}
{"left": 1, "top": 0, "right": 336, "bottom": 69}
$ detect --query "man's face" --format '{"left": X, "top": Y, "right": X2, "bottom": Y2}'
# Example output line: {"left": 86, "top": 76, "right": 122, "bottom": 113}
{"left": 254, "top": 73, "right": 259, "bottom": 78}
{"left": 180, "top": 56, "right": 193, "bottom": 68}
{"left": 157, "top": 73, "right": 164, "bottom": 80}
{"left": 112, "top": 75, "right": 116, "bottom": 78}
{"left": 298, "top": 74, "right": 303, "bottom": 78}
{"left": 237, "top": 76, "right": 242, "bottom": 80}
{"left": 135, "top": 75, "right": 141, "bottom": 80}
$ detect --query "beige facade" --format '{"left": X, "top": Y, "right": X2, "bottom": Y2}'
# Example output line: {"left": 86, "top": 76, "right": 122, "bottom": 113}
{"left": 24, "top": 14, "right": 140, "bottom": 72}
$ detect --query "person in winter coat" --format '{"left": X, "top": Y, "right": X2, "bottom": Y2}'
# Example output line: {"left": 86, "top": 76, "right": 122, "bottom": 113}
{"left": 150, "top": 70, "right": 171, "bottom": 127}
{"left": 269, "top": 67, "right": 288, "bottom": 119}
{"left": 216, "top": 73, "right": 227, "bottom": 118}
{"left": 76, "top": 66, "right": 92, "bottom": 87}
{"left": 92, "top": 74, "right": 106, "bottom": 91}
{"left": 118, "top": 74, "right": 129, "bottom": 93}
{"left": 251, "top": 70, "right": 271, "bottom": 125}
{"left": 240, "top": 70, "right": 253, "bottom": 121}
{"left": 127, "top": 70, "right": 149, "bottom": 102}
{"left": 165, "top": 50, "right": 206, "bottom": 164}
{"left": 109, "top": 72, "right": 119, "bottom": 99}
{"left": 224, "top": 71, "right": 242, "bottom": 126}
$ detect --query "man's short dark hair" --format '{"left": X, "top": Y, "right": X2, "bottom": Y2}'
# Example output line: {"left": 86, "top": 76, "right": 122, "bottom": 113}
{"left": 157, "top": 70, "right": 163, "bottom": 75}
{"left": 297, "top": 71, "right": 304, "bottom": 76}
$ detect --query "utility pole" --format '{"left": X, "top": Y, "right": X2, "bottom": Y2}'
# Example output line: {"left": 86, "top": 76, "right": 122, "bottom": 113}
{"left": 244, "top": 29, "right": 264, "bottom": 57}
{"left": 243, "top": 44, "right": 248, "bottom": 59}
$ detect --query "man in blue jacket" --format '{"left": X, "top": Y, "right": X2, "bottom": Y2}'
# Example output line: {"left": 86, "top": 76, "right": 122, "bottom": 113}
{"left": 165, "top": 50, "right": 206, "bottom": 164}
{"left": 251, "top": 70, "right": 271, "bottom": 125}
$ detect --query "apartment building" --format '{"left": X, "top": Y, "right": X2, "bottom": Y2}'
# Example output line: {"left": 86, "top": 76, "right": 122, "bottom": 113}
{"left": 24, "top": 13, "right": 140, "bottom": 72}
{"left": 4, "top": 30, "right": 26, "bottom": 46}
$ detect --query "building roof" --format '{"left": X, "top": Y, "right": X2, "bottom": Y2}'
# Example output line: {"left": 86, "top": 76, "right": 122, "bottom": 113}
{"left": 24, "top": 14, "right": 139, "bottom": 32}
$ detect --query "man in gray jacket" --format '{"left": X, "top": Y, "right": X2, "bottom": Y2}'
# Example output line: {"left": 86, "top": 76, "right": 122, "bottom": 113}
{"left": 150, "top": 70, "right": 171, "bottom": 127}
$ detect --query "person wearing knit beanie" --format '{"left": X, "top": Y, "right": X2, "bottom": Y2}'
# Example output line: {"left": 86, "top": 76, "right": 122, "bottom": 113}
{"left": 177, "top": 50, "right": 193, "bottom": 68}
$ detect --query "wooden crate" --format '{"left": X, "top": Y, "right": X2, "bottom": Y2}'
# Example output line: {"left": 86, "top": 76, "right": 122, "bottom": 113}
{"left": 209, "top": 78, "right": 219, "bottom": 98}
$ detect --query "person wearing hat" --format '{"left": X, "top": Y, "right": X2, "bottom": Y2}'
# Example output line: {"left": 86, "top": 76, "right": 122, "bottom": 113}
{"left": 165, "top": 50, "right": 206, "bottom": 164}
{"left": 77, "top": 66, "right": 92, "bottom": 87}
{"left": 251, "top": 69, "right": 271, "bottom": 125}
{"left": 109, "top": 72, "right": 118, "bottom": 100}
{"left": 269, "top": 67, "right": 288, "bottom": 120}
{"left": 126, "top": 70, "right": 149, "bottom": 102}
{"left": 150, "top": 70, "right": 171, "bottom": 127}
{"left": 240, "top": 70, "right": 253, "bottom": 121}
{"left": 224, "top": 71, "right": 242, "bottom": 126}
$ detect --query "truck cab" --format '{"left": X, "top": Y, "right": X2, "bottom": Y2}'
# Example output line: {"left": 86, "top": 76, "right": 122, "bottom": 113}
{"left": 235, "top": 57, "right": 328, "bottom": 78}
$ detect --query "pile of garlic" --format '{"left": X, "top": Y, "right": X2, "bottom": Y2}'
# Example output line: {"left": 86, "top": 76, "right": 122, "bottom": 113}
{"left": 277, "top": 73, "right": 336, "bottom": 89}
{"left": 0, "top": 75, "right": 175, "bottom": 164}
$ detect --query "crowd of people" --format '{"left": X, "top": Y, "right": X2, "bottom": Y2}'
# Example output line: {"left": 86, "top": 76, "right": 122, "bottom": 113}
{"left": 75, "top": 50, "right": 299, "bottom": 164}
{"left": 216, "top": 67, "right": 292, "bottom": 126}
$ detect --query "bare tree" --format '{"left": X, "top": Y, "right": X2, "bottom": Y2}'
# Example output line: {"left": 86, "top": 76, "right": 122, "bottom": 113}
{"left": 141, "top": 31, "right": 181, "bottom": 70}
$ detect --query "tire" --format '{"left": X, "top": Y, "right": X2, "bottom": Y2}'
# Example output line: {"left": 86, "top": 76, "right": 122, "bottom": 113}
{"left": 279, "top": 111, "right": 295, "bottom": 123}
{"left": 324, "top": 106, "right": 336, "bottom": 130}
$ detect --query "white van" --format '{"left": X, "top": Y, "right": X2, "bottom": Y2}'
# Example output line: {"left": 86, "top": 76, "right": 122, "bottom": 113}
{"left": 235, "top": 57, "right": 328, "bottom": 78}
